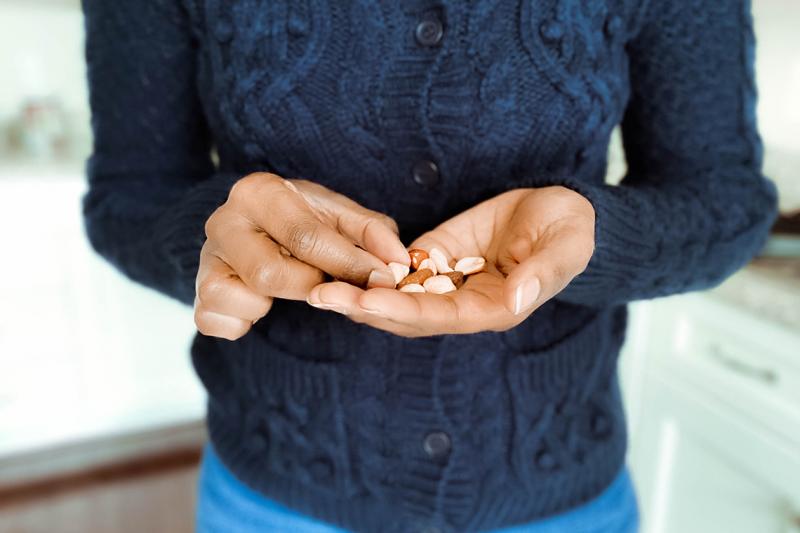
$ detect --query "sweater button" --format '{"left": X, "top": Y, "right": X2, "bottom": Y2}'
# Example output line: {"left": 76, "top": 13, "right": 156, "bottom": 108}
{"left": 415, "top": 17, "right": 444, "bottom": 47}
{"left": 604, "top": 15, "right": 623, "bottom": 38}
{"left": 422, "top": 431, "right": 451, "bottom": 459}
{"left": 591, "top": 412, "right": 611, "bottom": 437}
{"left": 244, "top": 142, "right": 261, "bottom": 158}
{"left": 214, "top": 20, "right": 233, "bottom": 43}
{"left": 287, "top": 14, "right": 310, "bottom": 36}
{"left": 412, "top": 159, "right": 440, "bottom": 188}
{"left": 539, "top": 19, "right": 564, "bottom": 43}
{"left": 535, "top": 449, "right": 557, "bottom": 470}
{"left": 247, "top": 433, "right": 268, "bottom": 452}
{"left": 309, "top": 458, "right": 333, "bottom": 481}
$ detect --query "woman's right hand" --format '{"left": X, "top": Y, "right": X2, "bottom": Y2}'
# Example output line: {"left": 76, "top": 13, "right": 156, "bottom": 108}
{"left": 194, "top": 172, "right": 409, "bottom": 340}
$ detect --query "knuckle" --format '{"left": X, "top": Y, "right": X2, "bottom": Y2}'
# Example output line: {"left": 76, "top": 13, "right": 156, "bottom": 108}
{"left": 251, "top": 262, "right": 277, "bottom": 294}
{"left": 230, "top": 172, "right": 279, "bottom": 201}
{"left": 250, "top": 259, "right": 288, "bottom": 295}
{"left": 196, "top": 276, "right": 225, "bottom": 304}
{"left": 204, "top": 208, "right": 224, "bottom": 240}
{"left": 204, "top": 206, "right": 238, "bottom": 244}
{"left": 229, "top": 175, "right": 255, "bottom": 201}
{"left": 285, "top": 220, "right": 321, "bottom": 257}
{"left": 338, "top": 253, "right": 363, "bottom": 283}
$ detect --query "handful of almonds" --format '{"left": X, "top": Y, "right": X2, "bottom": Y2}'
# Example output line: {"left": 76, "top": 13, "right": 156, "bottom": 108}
{"left": 381, "top": 248, "right": 486, "bottom": 294}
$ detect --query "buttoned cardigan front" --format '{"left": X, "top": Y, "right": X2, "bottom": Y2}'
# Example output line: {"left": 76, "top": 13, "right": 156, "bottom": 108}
{"left": 80, "top": 1, "right": 777, "bottom": 532}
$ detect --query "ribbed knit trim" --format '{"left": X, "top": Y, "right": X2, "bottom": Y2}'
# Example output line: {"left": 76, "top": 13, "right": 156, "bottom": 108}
{"left": 196, "top": 306, "right": 629, "bottom": 533}
{"left": 83, "top": 0, "right": 779, "bottom": 530}
{"left": 513, "top": 170, "right": 776, "bottom": 308}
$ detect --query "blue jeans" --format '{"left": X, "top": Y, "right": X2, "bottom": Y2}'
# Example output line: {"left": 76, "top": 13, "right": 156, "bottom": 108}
{"left": 196, "top": 443, "right": 639, "bottom": 533}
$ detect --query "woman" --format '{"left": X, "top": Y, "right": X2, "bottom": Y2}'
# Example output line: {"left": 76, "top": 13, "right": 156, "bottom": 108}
{"left": 80, "top": 1, "right": 777, "bottom": 532}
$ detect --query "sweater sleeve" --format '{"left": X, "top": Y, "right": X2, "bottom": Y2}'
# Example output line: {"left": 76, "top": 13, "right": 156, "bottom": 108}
{"left": 81, "top": 0, "right": 241, "bottom": 306}
{"left": 551, "top": 0, "right": 778, "bottom": 307}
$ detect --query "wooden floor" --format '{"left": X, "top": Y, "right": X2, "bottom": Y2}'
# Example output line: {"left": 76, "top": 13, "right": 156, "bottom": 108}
{"left": 0, "top": 454, "right": 199, "bottom": 533}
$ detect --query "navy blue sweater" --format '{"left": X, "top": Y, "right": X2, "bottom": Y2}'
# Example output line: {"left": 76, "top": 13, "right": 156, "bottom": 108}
{"left": 81, "top": 1, "right": 777, "bottom": 532}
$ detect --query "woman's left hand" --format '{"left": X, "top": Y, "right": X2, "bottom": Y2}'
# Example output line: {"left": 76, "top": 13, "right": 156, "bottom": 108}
{"left": 306, "top": 186, "right": 595, "bottom": 337}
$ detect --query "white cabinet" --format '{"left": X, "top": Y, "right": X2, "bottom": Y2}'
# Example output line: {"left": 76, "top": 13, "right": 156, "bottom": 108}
{"left": 622, "top": 294, "right": 800, "bottom": 533}
{"left": 0, "top": 169, "right": 205, "bottom": 469}
{"left": 630, "top": 369, "right": 800, "bottom": 533}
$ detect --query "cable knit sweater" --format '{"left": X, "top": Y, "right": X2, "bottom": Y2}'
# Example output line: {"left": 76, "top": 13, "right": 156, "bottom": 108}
{"left": 81, "top": 1, "right": 777, "bottom": 532}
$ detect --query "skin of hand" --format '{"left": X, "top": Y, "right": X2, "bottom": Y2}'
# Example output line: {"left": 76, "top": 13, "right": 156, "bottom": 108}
{"left": 194, "top": 172, "right": 410, "bottom": 340}
{"left": 306, "top": 186, "right": 595, "bottom": 337}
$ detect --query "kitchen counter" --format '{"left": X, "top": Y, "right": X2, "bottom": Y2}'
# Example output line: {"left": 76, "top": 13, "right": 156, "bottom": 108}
{"left": 0, "top": 165, "right": 206, "bottom": 488}
{"left": 707, "top": 257, "right": 800, "bottom": 332}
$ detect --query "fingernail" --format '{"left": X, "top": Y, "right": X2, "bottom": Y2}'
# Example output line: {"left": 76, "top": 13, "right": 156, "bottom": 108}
{"left": 307, "top": 300, "right": 349, "bottom": 315}
{"left": 367, "top": 268, "right": 396, "bottom": 289}
{"left": 514, "top": 277, "right": 541, "bottom": 315}
{"left": 306, "top": 293, "right": 348, "bottom": 315}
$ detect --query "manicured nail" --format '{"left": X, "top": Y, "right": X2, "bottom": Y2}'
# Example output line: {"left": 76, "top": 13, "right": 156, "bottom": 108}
{"left": 367, "top": 268, "right": 397, "bottom": 289}
{"left": 514, "top": 277, "right": 541, "bottom": 315}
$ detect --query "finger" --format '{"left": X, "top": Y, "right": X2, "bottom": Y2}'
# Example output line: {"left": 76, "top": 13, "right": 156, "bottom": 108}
{"left": 208, "top": 214, "right": 325, "bottom": 300}
{"left": 240, "top": 178, "right": 389, "bottom": 286}
{"left": 291, "top": 180, "right": 410, "bottom": 266}
{"left": 501, "top": 227, "right": 593, "bottom": 315}
{"left": 194, "top": 304, "right": 253, "bottom": 341}
{"left": 195, "top": 250, "right": 274, "bottom": 320}
{"left": 306, "top": 281, "right": 423, "bottom": 337}
{"left": 366, "top": 275, "right": 514, "bottom": 334}
{"left": 311, "top": 274, "right": 514, "bottom": 335}
{"left": 338, "top": 211, "right": 410, "bottom": 266}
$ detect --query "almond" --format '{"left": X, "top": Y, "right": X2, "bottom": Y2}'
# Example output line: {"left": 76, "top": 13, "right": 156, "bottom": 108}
{"left": 443, "top": 270, "right": 464, "bottom": 288}
{"left": 454, "top": 256, "right": 486, "bottom": 275}
{"left": 399, "top": 283, "right": 426, "bottom": 293}
{"left": 423, "top": 275, "right": 457, "bottom": 294}
{"left": 388, "top": 262, "right": 410, "bottom": 285}
{"left": 417, "top": 258, "right": 438, "bottom": 275}
{"left": 429, "top": 248, "right": 453, "bottom": 273}
{"left": 397, "top": 268, "right": 434, "bottom": 289}
{"left": 408, "top": 249, "right": 429, "bottom": 270}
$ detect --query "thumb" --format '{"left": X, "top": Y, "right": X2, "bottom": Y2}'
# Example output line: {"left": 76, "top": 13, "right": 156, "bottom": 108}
{"left": 501, "top": 226, "right": 593, "bottom": 315}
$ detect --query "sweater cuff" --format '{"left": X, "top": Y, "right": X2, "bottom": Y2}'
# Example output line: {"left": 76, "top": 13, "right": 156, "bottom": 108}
{"left": 156, "top": 171, "right": 243, "bottom": 305}
{"left": 513, "top": 175, "right": 660, "bottom": 307}
{"left": 550, "top": 178, "right": 658, "bottom": 305}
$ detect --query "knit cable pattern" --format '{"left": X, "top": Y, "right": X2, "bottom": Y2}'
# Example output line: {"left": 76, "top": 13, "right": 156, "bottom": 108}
{"left": 81, "top": 1, "right": 778, "bottom": 531}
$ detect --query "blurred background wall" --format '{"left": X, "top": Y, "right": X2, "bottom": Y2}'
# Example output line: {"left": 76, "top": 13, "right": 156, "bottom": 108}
{"left": 0, "top": 1, "right": 798, "bottom": 532}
